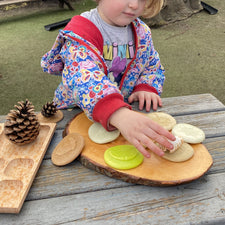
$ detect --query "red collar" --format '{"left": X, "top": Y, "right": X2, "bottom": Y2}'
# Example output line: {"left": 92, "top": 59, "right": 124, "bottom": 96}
{"left": 64, "top": 15, "right": 104, "bottom": 55}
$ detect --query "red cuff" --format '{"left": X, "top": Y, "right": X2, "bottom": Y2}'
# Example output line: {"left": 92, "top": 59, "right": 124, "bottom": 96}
{"left": 93, "top": 93, "right": 132, "bottom": 131}
{"left": 133, "top": 84, "right": 159, "bottom": 95}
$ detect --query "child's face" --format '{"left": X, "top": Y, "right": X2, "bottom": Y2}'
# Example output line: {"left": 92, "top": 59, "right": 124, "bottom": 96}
{"left": 98, "top": 0, "right": 146, "bottom": 27}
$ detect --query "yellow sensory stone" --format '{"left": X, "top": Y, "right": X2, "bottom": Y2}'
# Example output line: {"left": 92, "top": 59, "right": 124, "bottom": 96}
{"left": 104, "top": 145, "right": 144, "bottom": 170}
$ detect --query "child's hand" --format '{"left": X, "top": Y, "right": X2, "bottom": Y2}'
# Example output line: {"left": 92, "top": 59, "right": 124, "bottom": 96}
{"left": 109, "top": 108, "right": 175, "bottom": 158}
{"left": 128, "top": 91, "right": 162, "bottom": 111}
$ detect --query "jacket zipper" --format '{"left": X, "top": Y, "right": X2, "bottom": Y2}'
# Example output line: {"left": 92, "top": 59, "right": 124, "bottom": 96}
{"left": 119, "top": 22, "right": 138, "bottom": 91}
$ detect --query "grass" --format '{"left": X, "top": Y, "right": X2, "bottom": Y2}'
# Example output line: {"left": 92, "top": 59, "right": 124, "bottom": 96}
{"left": 152, "top": 2, "right": 225, "bottom": 101}
{"left": 0, "top": 0, "right": 224, "bottom": 115}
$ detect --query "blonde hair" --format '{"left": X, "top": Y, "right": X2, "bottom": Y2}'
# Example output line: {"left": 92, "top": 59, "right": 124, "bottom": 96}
{"left": 93, "top": 0, "right": 163, "bottom": 19}
{"left": 142, "top": 0, "right": 164, "bottom": 18}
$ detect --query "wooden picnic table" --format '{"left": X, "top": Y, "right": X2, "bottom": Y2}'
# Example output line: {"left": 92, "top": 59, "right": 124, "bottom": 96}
{"left": 1, "top": 93, "right": 225, "bottom": 224}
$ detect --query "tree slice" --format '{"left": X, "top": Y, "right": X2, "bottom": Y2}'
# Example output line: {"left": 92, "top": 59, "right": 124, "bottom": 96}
{"left": 64, "top": 112, "right": 213, "bottom": 186}
{"left": 37, "top": 110, "right": 64, "bottom": 123}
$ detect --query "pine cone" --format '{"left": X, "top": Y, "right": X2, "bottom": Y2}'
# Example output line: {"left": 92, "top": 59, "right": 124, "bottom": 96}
{"left": 4, "top": 99, "right": 40, "bottom": 145}
{"left": 41, "top": 101, "right": 58, "bottom": 117}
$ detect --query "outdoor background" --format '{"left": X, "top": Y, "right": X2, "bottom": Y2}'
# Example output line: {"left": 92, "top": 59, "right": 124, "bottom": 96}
{"left": 0, "top": 0, "right": 224, "bottom": 115}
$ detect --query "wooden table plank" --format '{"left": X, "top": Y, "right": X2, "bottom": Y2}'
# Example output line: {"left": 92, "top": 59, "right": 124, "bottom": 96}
{"left": 131, "top": 93, "right": 225, "bottom": 115}
{"left": 56, "top": 107, "right": 82, "bottom": 130}
{"left": 0, "top": 94, "right": 225, "bottom": 224}
{"left": 59, "top": 94, "right": 225, "bottom": 126}
{"left": 27, "top": 159, "right": 132, "bottom": 201}
{"left": 44, "top": 129, "right": 64, "bottom": 160}
{"left": 0, "top": 93, "right": 224, "bottom": 125}
{"left": 1, "top": 172, "right": 225, "bottom": 224}
{"left": 0, "top": 115, "right": 6, "bottom": 123}
{"left": 161, "top": 93, "right": 225, "bottom": 115}
{"left": 26, "top": 109, "right": 225, "bottom": 203}
{"left": 23, "top": 136, "right": 225, "bottom": 202}
{"left": 204, "top": 137, "right": 225, "bottom": 175}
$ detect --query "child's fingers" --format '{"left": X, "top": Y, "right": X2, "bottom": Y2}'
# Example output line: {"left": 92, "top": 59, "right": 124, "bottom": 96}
{"left": 145, "top": 142, "right": 165, "bottom": 156}
{"left": 152, "top": 97, "right": 158, "bottom": 111}
{"left": 132, "top": 139, "right": 151, "bottom": 158}
{"left": 150, "top": 94, "right": 162, "bottom": 111}
{"left": 138, "top": 93, "right": 145, "bottom": 110}
{"left": 110, "top": 109, "right": 175, "bottom": 158}
{"left": 132, "top": 133, "right": 167, "bottom": 158}
{"left": 145, "top": 96, "right": 152, "bottom": 112}
{"left": 128, "top": 95, "right": 134, "bottom": 103}
{"left": 151, "top": 132, "right": 174, "bottom": 150}
{"left": 128, "top": 93, "right": 138, "bottom": 103}
{"left": 158, "top": 96, "right": 162, "bottom": 107}
{"left": 132, "top": 126, "right": 170, "bottom": 157}
{"left": 148, "top": 120, "right": 176, "bottom": 143}
{"left": 139, "top": 135, "right": 165, "bottom": 156}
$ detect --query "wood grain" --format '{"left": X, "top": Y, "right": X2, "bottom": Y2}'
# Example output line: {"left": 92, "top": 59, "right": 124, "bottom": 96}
{"left": 0, "top": 94, "right": 224, "bottom": 224}
{"left": 37, "top": 110, "right": 64, "bottom": 124}
{"left": 23, "top": 137, "right": 225, "bottom": 202}
{"left": 1, "top": 172, "right": 225, "bottom": 225}
{"left": 0, "top": 123, "right": 56, "bottom": 213}
{"left": 64, "top": 112, "right": 213, "bottom": 186}
{"left": 51, "top": 133, "right": 84, "bottom": 166}
{"left": 131, "top": 93, "right": 225, "bottom": 115}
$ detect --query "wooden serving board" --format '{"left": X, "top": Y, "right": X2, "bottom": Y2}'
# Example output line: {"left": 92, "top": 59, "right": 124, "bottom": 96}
{"left": 64, "top": 113, "right": 213, "bottom": 186}
{"left": 0, "top": 123, "right": 56, "bottom": 213}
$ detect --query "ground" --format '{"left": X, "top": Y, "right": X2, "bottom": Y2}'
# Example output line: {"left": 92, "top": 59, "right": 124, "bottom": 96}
{"left": 0, "top": 0, "right": 224, "bottom": 115}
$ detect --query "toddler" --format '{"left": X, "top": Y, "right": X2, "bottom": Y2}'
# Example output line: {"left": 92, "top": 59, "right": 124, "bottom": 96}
{"left": 41, "top": 0, "right": 175, "bottom": 158}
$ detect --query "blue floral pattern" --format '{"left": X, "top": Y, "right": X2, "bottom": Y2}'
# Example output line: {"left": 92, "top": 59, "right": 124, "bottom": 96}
{"left": 41, "top": 18, "right": 165, "bottom": 121}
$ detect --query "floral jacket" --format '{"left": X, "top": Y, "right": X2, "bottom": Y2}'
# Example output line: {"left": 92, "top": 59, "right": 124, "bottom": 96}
{"left": 41, "top": 15, "right": 165, "bottom": 130}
